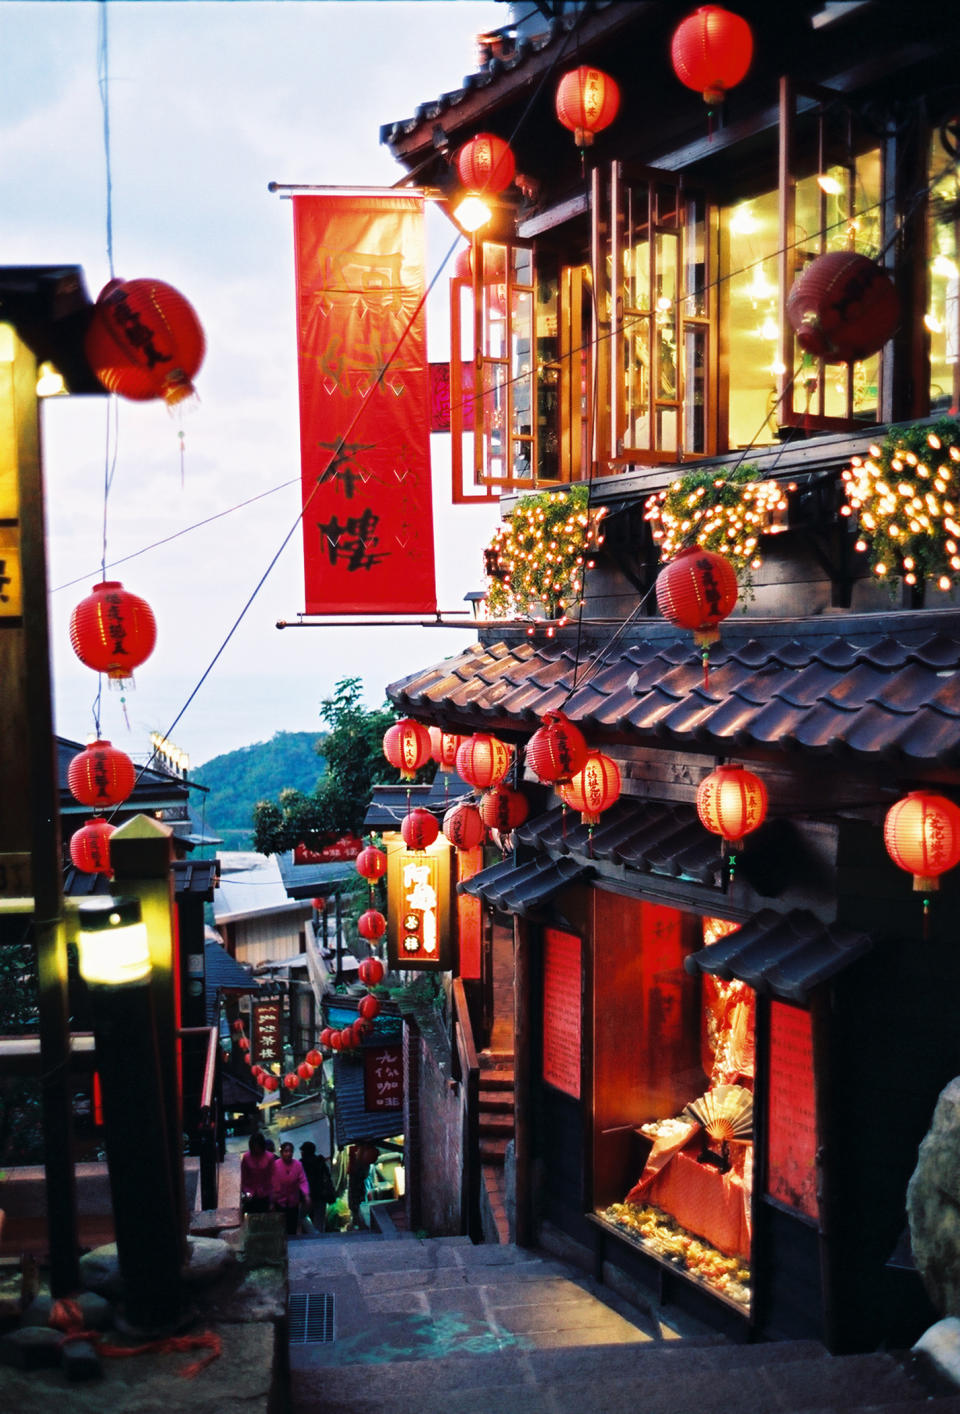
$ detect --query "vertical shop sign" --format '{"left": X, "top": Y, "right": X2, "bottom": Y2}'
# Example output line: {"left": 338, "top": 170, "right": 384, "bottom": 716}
{"left": 364, "top": 1045, "right": 403, "bottom": 1111}
{"left": 766, "top": 1001, "right": 819, "bottom": 1221}
{"left": 251, "top": 998, "right": 283, "bottom": 1069}
{"left": 292, "top": 192, "right": 437, "bottom": 614}
{"left": 542, "top": 928, "right": 581, "bottom": 1099}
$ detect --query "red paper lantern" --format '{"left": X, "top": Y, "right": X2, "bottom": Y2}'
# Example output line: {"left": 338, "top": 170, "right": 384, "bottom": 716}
{"left": 559, "top": 752, "right": 621, "bottom": 826}
{"left": 786, "top": 251, "right": 900, "bottom": 364}
{"left": 311, "top": 897, "right": 326, "bottom": 911}
{"left": 69, "top": 817, "right": 115, "bottom": 875}
{"left": 238, "top": 1036, "right": 250, "bottom": 1052}
{"left": 358, "top": 909, "right": 387, "bottom": 941}
{"left": 383, "top": 718, "right": 432, "bottom": 779}
{"left": 231, "top": 1019, "right": 244, "bottom": 1033}
{"left": 262, "top": 1074, "right": 280, "bottom": 1092}
{"left": 283, "top": 1073, "right": 300, "bottom": 1090}
{"left": 455, "top": 132, "right": 516, "bottom": 194}
{"left": 356, "top": 846, "right": 387, "bottom": 882}
{"left": 339, "top": 1027, "right": 356, "bottom": 1048}
{"left": 456, "top": 733, "right": 513, "bottom": 790}
{"left": 442, "top": 801, "right": 486, "bottom": 851}
{"left": 358, "top": 957, "right": 385, "bottom": 987}
{"left": 84, "top": 277, "right": 205, "bottom": 405}
{"left": 68, "top": 739, "right": 136, "bottom": 809}
{"left": 328, "top": 1031, "right": 343, "bottom": 1051}
{"left": 319, "top": 1027, "right": 334, "bottom": 1048}
{"left": 670, "top": 5, "right": 753, "bottom": 105}
{"left": 69, "top": 581, "right": 157, "bottom": 682}
{"left": 359, "top": 994, "right": 381, "bottom": 1021}
{"left": 297, "top": 1062, "right": 315, "bottom": 1081}
{"left": 656, "top": 546, "right": 738, "bottom": 646}
{"left": 555, "top": 66, "right": 620, "bottom": 147}
{"left": 884, "top": 791, "right": 960, "bottom": 892}
{"left": 401, "top": 807, "right": 439, "bottom": 851}
{"left": 351, "top": 1020, "right": 369, "bottom": 1046}
{"left": 696, "top": 763, "right": 768, "bottom": 847}
{"left": 527, "top": 711, "right": 589, "bottom": 785}
{"left": 479, "top": 785, "right": 529, "bottom": 833}
{"left": 429, "top": 727, "right": 465, "bottom": 773}
{"left": 305, "top": 1049, "right": 323, "bottom": 1067}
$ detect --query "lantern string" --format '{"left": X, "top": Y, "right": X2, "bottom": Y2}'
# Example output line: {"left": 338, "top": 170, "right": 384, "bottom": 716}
{"left": 96, "top": 0, "right": 116, "bottom": 280}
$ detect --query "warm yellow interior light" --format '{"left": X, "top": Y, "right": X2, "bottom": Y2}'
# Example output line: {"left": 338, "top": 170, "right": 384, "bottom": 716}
{"left": 76, "top": 896, "right": 152, "bottom": 988}
{"left": 816, "top": 173, "right": 845, "bottom": 196}
{"left": 455, "top": 194, "right": 493, "bottom": 233}
{"left": 36, "top": 361, "right": 67, "bottom": 397}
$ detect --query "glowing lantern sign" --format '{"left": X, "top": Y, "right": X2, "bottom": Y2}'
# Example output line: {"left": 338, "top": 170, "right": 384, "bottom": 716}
{"left": 356, "top": 846, "right": 387, "bottom": 883}
{"left": 358, "top": 957, "right": 385, "bottom": 987}
{"left": 69, "top": 817, "right": 116, "bottom": 875}
{"left": 429, "top": 727, "right": 465, "bottom": 773}
{"left": 455, "top": 133, "right": 516, "bottom": 194}
{"left": 69, "top": 581, "right": 157, "bottom": 684}
{"left": 84, "top": 277, "right": 205, "bottom": 405}
{"left": 555, "top": 66, "right": 620, "bottom": 147}
{"left": 786, "top": 251, "right": 900, "bottom": 364}
{"left": 401, "top": 807, "right": 440, "bottom": 851}
{"left": 68, "top": 740, "right": 136, "bottom": 808}
{"left": 442, "top": 801, "right": 485, "bottom": 851}
{"left": 696, "top": 764, "right": 767, "bottom": 882}
{"left": 383, "top": 718, "right": 432, "bottom": 780}
{"left": 670, "top": 5, "right": 753, "bottom": 106}
{"left": 358, "top": 909, "right": 387, "bottom": 942}
{"left": 884, "top": 792, "right": 960, "bottom": 894}
{"left": 527, "top": 711, "right": 589, "bottom": 785}
{"left": 559, "top": 751, "right": 621, "bottom": 827}
{"left": 456, "top": 733, "right": 513, "bottom": 790}
{"left": 479, "top": 786, "right": 529, "bottom": 833}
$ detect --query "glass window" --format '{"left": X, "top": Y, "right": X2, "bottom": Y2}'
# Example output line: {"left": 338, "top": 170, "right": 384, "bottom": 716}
{"left": 928, "top": 139, "right": 960, "bottom": 413}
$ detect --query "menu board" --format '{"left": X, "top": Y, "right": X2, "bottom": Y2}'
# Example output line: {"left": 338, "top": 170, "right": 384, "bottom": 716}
{"left": 766, "top": 1001, "right": 819, "bottom": 1221}
{"left": 542, "top": 928, "right": 581, "bottom": 1100}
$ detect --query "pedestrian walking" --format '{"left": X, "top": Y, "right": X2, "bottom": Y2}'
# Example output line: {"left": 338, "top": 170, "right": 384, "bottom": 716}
{"left": 240, "top": 1132, "right": 275, "bottom": 1215}
{"left": 299, "top": 1141, "right": 337, "bottom": 1233}
{"left": 271, "top": 1140, "right": 311, "bottom": 1234}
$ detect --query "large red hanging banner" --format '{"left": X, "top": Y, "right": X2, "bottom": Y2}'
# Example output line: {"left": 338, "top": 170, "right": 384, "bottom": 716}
{"left": 293, "top": 192, "right": 437, "bottom": 614}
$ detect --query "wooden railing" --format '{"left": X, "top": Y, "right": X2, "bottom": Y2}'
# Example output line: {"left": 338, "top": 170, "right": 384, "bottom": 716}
{"left": 452, "top": 977, "right": 482, "bottom": 1242}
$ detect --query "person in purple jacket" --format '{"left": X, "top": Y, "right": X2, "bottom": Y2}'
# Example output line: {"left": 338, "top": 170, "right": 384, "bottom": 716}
{"left": 271, "top": 1140, "right": 311, "bottom": 1234}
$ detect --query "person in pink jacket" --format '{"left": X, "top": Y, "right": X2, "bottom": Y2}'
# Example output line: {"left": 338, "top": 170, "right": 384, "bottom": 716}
{"left": 240, "top": 1132, "right": 275, "bottom": 1214}
{"left": 271, "top": 1140, "right": 311, "bottom": 1234}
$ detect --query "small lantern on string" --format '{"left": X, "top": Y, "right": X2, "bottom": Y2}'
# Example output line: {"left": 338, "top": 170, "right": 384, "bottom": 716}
{"left": 786, "top": 251, "right": 900, "bottom": 364}
{"left": 356, "top": 845, "right": 387, "bottom": 883}
{"left": 696, "top": 762, "right": 767, "bottom": 882}
{"left": 559, "top": 751, "right": 621, "bottom": 831}
{"left": 455, "top": 133, "right": 516, "bottom": 193}
{"left": 358, "top": 909, "right": 387, "bottom": 942}
{"left": 456, "top": 733, "right": 513, "bottom": 790}
{"left": 555, "top": 65, "right": 620, "bottom": 147}
{"left": 442, "top": 801, "right": 486, "bottom": 851}
{"left": 656, "top": 546, "right": 738, "bottom": 686}
{"left": 69, "top": 581, "right": 157, "bottom": 686}
{"left": 358, "top": 957, "right": 385, "bottom": 987}
{"left": 479, "top": 785, "right": 529, "bottom": 834}
{"left": 429, "top": 727, "right": 465, "bottom": 773}
{"left": 401, "top": 807, "right": 439, "bottom": 851}
{"left": 670, "top": 5, "right": 753, "bottom": 107}
{"left": 68, "top": 739, "right": 136, "bottom": 809}
{"left": 527, "top": 711, "right": 589, "bottom": 785}
{"left": 884, "top": 791, "right": 960, "bottom": 928}
{"left": 305, "top": 1049, "right": 323, "bottom": 1067}
{"left": 69, "top": 817, "right": 116, "bottom": 875}
{"left": 84, "top": 277, "right": 205, "bottom": 405}
{"left": 383, "top": 718, "right": 432, "bottom": 780}
{"left": 359, "top": 994, "right": 381, "bottom": 1021}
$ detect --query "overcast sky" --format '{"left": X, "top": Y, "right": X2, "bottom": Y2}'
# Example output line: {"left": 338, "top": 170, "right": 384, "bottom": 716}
{"left": 3, "top": 0, "right": 504, "bottom": 765}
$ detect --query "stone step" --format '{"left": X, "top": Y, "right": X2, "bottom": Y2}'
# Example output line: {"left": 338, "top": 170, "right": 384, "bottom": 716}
{"left": 479, "top": 1112, "right": 515, "bottom": 1138}
{"left": 478, "top": 1068, "right": 515, "bottom": 1088}
{"left": 479, "top": 1137, "right": 509, "bottom": 1165}
{"left": 479, "top": 1091, "right": 515, "bottom": 1114}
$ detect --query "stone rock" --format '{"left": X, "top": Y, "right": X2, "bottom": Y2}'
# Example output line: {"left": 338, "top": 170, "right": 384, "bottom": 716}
{"left": 61, "top": 1337, "right": 103, "bottom": 1381}
{"left": 908, "top": 1076, "right": 960, "bottom": 1316}
{"left": 75, "top": 1291, "right": 114, "bottom": 1330}
{"left": 79, "top": 1244, "right": 124, "bottom": 1299}
{"left": 182, "top": 1236, "right": 235, "bottom": 1287}
{"left": 0, "top": 1325, "right": 62, "bottom": 1369}
{"left": 20, "top": 1292, "right": 53, "bottom": 1327}
{"left": 914, "top": 1317, "right": 960, "bottom": 1389}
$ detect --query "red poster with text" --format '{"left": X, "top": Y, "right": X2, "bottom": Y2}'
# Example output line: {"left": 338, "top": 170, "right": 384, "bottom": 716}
{"left": 293, "top": 193, "right": 437, "bottom": 614}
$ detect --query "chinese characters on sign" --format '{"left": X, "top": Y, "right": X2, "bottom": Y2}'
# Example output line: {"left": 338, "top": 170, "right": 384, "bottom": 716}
{"left": 766, "top": 1001, "right": 819, "bottom": 1221}
{"left": 400, "top": 858, "right": 438, "bottom": 960}
{"left": 292, "top": 193, "right": 437, "bottom": 614}
{"left": 542, "top": 928, "right": 581, "bottom": 1099}
{"left": 252, "top": 999, "right": 284, "bottom": 1068}
{"left": 364, "top": 1045, "right": 403, "bottom": 1111}
{"left": 293, "top": 834, "right": 363, "bottom": 865}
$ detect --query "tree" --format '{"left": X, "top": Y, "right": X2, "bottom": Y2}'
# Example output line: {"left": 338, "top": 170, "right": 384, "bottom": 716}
{"left": 252, "top": 677, "right": 431, "bottom": 854}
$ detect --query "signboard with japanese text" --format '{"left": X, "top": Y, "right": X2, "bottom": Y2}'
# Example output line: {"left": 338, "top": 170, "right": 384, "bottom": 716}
{"left": 364, "top": 1045, "right": 403, "bottom": 1111}
{"left": 251, "top": 998, "right": 284, "bottom": 1068}
{"left": 766, "top": 1001, "right": 819, "bottom": 1221}
{"left": 386, "top": 837, "right": 452, "bottom": 972}
{"left": 292, "top": 192, "right": 437, "bottom": 614}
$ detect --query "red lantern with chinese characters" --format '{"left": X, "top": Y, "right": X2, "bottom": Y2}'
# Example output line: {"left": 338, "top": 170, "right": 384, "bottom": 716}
{"left": 356, "top": 846, "right": 387, "bottom": 882}
{"left": 884, "top": 791, "right": 960, "bottom": 892}
{"left": 69, "top": 817, "right": 115, "bottom": 875}
{"left": 358, "top": 909, "right": 387, "bottom": 942}
{"left": 670, "top": 5, "right": 753, "bottom": 106}
{"left": 456, "top": 733, "right": 513, "bottom": 790}
{"left": 786, "top": 251, "right": 900, "bottom": 364}
{"left": 696, "top": 763, "right": 768, "bottom": 849}
{"left": 656, "top": 546, "right": 738, "bottom": 646}
{"left": 555, "top": 66, "right": 620, "bottom": 147}
{"left": 358, "top": 956, "right": 385, "bottom": 987}
{"left": 68, "top": 739, "right": 136, "bottom": 809}
{"left": 527, "top": 711, "right": 589, "bottom": 785}
{"left": 559, "top": 751, "right": 621, "bottom": 826}
{"left": 306, "top": 1048, "right": 323, "bottom": 1067}
{"left": 430, "top": 727, "right": 465, "bottom": 773}
{"left": 479, "top": 785, "right": 529, "bottom": 833}
{"left": 359, "top": 994, "right": 381, "bottom": 1021}
{"left": 401, "top": 807, "right": 439, "bottom": 851}
{"left": 297, "top": 1062, "right": 315, "bottom": 1081}
{"left": 442, "top": 801, "right": 485, "bottom": 851}
{"left": 383, "top": 718, "right": 432, "bottom": 780}
{"left": 84, "top": 277, "right": 205, "bottom": 405}
{"left": 69, "top": 581, "right": 157, "bottom": 682}
{"left": 455, "top": 132, "right": 516, "bottom": 194}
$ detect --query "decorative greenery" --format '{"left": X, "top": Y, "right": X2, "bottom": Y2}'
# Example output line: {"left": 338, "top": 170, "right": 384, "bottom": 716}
{"left": 643, "top": 463, "right": 788, "bottom": 583}
{"left": 483, "top": 484, "right": 605, "bottom": 619}
{"left": 841, "top": 417, "right": 960, "bottom": 590}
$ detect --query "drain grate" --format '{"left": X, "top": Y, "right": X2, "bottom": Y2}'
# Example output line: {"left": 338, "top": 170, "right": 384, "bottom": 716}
{"left": 289, "top": 1292, "right": 335, "bottom": 1344}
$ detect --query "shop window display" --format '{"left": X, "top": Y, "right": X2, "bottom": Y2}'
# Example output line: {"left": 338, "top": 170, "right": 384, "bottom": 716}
{"left": 600, "top": 915, "right": 755, "bottom": 1310}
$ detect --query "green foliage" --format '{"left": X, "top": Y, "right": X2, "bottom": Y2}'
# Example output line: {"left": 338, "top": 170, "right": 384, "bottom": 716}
{"left": 252, "top": 678, "right": 426, "bottom": 854}
{"left": 484, "top": 484, "right": 601, "bottom": 618}
{"left": 644, "top": 463, "right": 775, "bottom": 585}
{"left": 841, "top": 417, "right": 960, "bottom": 589}
{"left": 193, "top": 730, "right": 324, "bottom": 849}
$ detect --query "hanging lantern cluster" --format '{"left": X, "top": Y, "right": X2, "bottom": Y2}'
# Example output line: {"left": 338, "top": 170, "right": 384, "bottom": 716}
{"left": 232, "top": 1016, "right": 323, "bottom": 1096}
{"left": 670, "top": 5, "right": 753, "bottom": 106}
{"left": 786, "top": 251, "right": 900, "bottom": 365}
{"left": 555, "top": 65, "right": 620, "bottom": 148}
{"left": 315, "top": 956, "right": 385, "bottom": 1056}
{"left": 456, "top": 732, "right": 513, "bottom": 790}
{"left": 85, "top": 277, "right": 205, "bottom": 406}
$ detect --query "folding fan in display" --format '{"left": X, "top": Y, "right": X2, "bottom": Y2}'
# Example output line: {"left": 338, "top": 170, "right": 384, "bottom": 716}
{"left": 683, "top": 1084, "right": 754, "bottom": 1143}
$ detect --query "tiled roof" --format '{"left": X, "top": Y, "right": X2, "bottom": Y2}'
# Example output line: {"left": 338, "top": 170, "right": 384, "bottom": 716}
{"left": 684, "top": 908, "right": 872, "bottom": 1004}
{"left": 458, "top": 854, "right": 590, "bottom": 914}
{"left": 387, "top": 610, "right": 960, "bottom": 768}
{"left": 517, "top": 801, "right": 723, "bottom": 886}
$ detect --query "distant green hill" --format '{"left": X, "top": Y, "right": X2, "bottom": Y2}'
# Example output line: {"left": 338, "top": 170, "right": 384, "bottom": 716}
{"left": 192, "top": 731, "right": 324, "bottom": 849}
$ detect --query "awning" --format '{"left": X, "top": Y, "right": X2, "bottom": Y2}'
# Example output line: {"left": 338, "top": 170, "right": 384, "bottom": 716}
{"left": 458, "top": 854, "right": 590, "bottom": 915}
{"left": 517, "top": 801, "right": 723, "bottom": 886}
{"left": 684, "top": 907, "right": 872, "bottom": 1004}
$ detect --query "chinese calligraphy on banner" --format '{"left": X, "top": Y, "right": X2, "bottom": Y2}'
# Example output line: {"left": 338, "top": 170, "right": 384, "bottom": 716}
{"left": 542, "top": 928, "right": 581, "bottom": 1100}
{"left": 364, "top": 1045, "right": 403, "bottom": 1111}
{"left": 252, "top": 999, "right": 283, "bottom": 1068}
{"left": 292, "top": 192, "right": 437, "bottom": 614}
{"left": 766, "top": 1001, "right": 819, "bottom": 1221}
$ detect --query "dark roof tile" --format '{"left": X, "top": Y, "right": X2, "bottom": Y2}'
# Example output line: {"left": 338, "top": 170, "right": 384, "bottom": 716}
{"left": 686, "top": 908, "right": 871, "bottom": 1003}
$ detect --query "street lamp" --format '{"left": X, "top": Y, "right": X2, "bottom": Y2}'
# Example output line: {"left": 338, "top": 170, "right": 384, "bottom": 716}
{"left": 76, "top": 896, "right": 151, "bottom": 987}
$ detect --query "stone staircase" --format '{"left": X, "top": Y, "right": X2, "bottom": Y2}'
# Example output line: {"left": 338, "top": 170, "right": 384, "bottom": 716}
{"left": 286, "top": 1235, "right": 960, "bottom": 1414}
{"left": 478, "top": 1052, "right": 514, "bottom": 1244}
